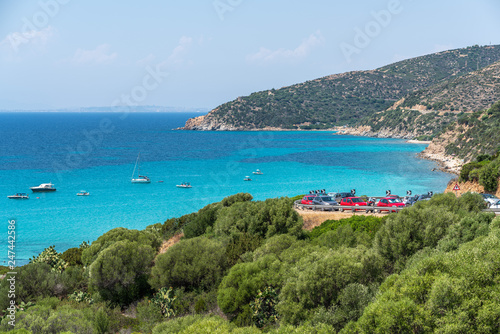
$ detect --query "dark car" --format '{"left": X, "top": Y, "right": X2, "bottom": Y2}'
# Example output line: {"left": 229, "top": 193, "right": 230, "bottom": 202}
{"left": 328, "top": 192, "right": 353, "bottom": 202}
{"left": 417, "top": 194, "right": 432, "bottom": 201}
{"left": 312, "top": 196, "right": 339, "bottom": 207}
{"left": 301, "top": 195, "right": 317, "bottom": 205}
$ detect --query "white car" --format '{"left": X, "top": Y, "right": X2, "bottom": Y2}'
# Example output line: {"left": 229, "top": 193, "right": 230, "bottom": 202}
{"left": 490, "top": 199, "right": 500, "bottom": 209}
{"left": 482, "top": 194, "right": 499, "bottom": 207}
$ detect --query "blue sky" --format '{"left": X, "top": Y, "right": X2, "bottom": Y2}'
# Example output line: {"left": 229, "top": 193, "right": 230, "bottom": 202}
{"left": 0, "top": 0, "right": 499, "bottom": 110}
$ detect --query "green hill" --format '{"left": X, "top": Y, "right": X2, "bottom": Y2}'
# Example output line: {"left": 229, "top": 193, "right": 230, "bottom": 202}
{"left": 183, "top": 44, "right": 500, "bottom": 130}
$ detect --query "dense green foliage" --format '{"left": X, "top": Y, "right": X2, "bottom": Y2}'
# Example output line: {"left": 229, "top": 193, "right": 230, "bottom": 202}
{"left": 89, "top": 240, "right": 155, "bottom": 305}
{"left": 445, "top": 101, "right": 500, "bottom": 160}
{"left": 150, "top": 237, "right": 228, "bottom": 292}
{"left": 81, "top": 227, "right": 161, "bottom": 266}
{"left": 4, "top": 191, "right": 500, "bottom": 333}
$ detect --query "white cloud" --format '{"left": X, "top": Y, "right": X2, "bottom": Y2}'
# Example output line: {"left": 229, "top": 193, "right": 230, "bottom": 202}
{"left": 71, "top": 44, "right": 117, "bottom": 65}
{"left": 137, "top": 53, "right": 156, "bottom": 66}
{"left": 157, "top": 36, "right": 193, "bottom": 69}
{"left": 0, "top": 26, "right": 55, "bottom": 53}
{"left": 247, "top": 31, "right": 325, "bottom": 64}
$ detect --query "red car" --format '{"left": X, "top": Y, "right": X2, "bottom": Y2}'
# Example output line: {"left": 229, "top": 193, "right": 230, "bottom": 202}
{"left": 339, "top": 197, "right": 368, "bottom": 211}
{"left": 301, "top": 195, "right": 317, "bottom": 205}
{"left": 376, "top": 197, "right": 406, "bottom": 212}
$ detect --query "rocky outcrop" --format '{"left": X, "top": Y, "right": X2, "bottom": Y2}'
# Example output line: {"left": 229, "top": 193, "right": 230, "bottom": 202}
{"left": 444, "top": 179, "right": 500, "bottom": 198}
{"left": 333, "top": 125, "right": 425, "bottom": 140}
{"left": 180, "top": 109, "right": 240, "bottom": 131}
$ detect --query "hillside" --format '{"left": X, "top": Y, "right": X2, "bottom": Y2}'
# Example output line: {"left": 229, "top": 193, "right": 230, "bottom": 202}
{"left": 182, "top": 44, "right": 500, "bottom": 130}
{"left": 423, "top": 101, "right": 500, "bottom": 161}
{"left": 397, "top": 59, "right": 500, "bottom": 112}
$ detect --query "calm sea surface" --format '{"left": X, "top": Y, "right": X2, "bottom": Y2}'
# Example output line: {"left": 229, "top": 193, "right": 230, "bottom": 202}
{"left": 0, "top": 112, "right": 452, "bottom": 264}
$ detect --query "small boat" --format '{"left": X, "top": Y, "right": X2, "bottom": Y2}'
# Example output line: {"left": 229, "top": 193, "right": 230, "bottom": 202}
{"left": 176, "top": 182, "right": 192, "bottom": 188}
{"left": 30, "top": 183, "right": 56, "bottom": 192}
{"left": 8, "top": 193, "right": 29, "bottom": 199}
{"left": 252, "top": 169, "right": 263, "bottom": 175}
{"left": 243, "top": 176, "right": 252, "bottom": 181}
{"left": 131, "top": 153, "right": 151, "bottom": 183}
{"left": 77, "top": 191, "right": 90, "bottom": 196}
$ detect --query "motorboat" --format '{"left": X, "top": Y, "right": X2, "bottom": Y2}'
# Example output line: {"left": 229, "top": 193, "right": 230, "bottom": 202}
{"left": 176, "top": 182, "right": 192, "bottom": 188}
{"left": 77, "top": 191, "right": 90, "bottom": 196}
{"left": 8, "top": 193, "right": 29, "bottom": 199}
{"left": 30, "top": 183, "right": 56, "bottom": 192}
{"left": 252, "top": 169, "right": 263, "bottom": 175}
{"left": 243, "top": 176, "right": 252, "bottom": 181}
{"left": 131, "top": 153, "right": 151, "bottom": 183}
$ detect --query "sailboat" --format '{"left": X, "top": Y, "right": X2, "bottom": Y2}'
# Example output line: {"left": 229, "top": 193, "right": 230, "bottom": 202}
{"left": 131, "top": 153, "right": 151, "bottom": 183}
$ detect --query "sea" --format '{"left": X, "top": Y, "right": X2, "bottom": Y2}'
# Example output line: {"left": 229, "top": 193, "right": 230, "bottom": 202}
{"left": 0, "top": 112, "right": 452, "bottom": 265}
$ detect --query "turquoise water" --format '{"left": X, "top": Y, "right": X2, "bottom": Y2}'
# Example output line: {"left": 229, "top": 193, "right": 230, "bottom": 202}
{"left": 0, "top": 112, "right": 452, "bottom": 264}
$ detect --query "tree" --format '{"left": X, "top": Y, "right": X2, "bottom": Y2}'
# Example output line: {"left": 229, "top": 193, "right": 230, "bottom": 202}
{"left": 89, "top": 240, "right": 155, "bottom": 305}
{"left": 149, "top": 237, "right": 227, "bottom": 292}
{"left": 82, "top": 228, "right": 160, "bottom": 266}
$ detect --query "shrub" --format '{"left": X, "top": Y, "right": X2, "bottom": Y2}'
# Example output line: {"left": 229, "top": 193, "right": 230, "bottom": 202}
{"left": 214, "top": 197, "right": 303, "bottom": 239}
{"left": 149, "top": 237, "right": 227, "bottom": 292}
{"left": 61, "top": 247, "right": 83, "bottom": 266}
{"left": 82, "top": 228, "right": 160, "bottom": 266}
{"left": 250, "top": 286, "right": 279, "bottom": 328}
{"left": 479, "top": 161, "right": 499, "bottom": 192}
{"left": 89, "top": 240, "right": 155, "bottom": 305}
{"left": 29, "top": 245, "right": 68, "bottom": 273}
{"left": 93, "top": 307, "right": 110, "bottom": 334}
{"left": 136, "top": 299, "right": 163, "bottom": 333}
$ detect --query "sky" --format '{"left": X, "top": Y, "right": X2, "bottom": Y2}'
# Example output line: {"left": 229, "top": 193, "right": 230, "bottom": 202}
{"left": 0, "top": 0, "right": 499, "bottom": 110}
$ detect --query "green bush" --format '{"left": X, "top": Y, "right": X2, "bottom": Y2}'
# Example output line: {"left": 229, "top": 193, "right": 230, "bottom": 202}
{"left": 82, "top": 228, "right": 161, "bottom": 266}
{"left": 214, "top": 197, "right": 303, "bottom": 239}
{"left": 89, "top": 240, "right": 155, "bottom": 305}
{"left": 29, "top": 245, "right": 68, "bottom": 273}
{"left": 136, "top": 299, "right": 163, "bottom": 333}
{"left": 348, "top": 226, "right": 500, "bottom": 333}
{"left": 150, "top": 237, "right": 227, "bottom": 292}
{"left": 479, "top": 160, "right": 500, "bottom": 192}
{"left": 151, "top": 314, "right": 205, "bottom": 334}
{"left": 374, "top": 199, "right": 461, "bottom": 272}
{"left": 61, "top": 247, "right": 83, "bottom": 266}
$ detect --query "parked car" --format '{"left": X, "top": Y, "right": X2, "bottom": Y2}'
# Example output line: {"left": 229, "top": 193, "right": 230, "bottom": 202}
{"left": 311, "top": 196, "right": 339, "bottom": 209}
{"left": 403, "top": 195, "right": 419, "bottom": 206}
{"left": 301, "top": 195, "right": 317, "bottom": 205}
{"left": 481, "top": 193, "right": 499, "bottom": 207}
{"left": 376, "top": 197, "right": 406, "bottom": 212}
{"left": 490, "top": 199, "right": 500, "bottom": 209}
{"left": 328, "top": 192, "right": 353, "bottom": 202}
{"left": 415, "top": 194, "right": 432, "bottom": 202}
{"left": 339, "top": 197, "right": 368, "bottom": 212}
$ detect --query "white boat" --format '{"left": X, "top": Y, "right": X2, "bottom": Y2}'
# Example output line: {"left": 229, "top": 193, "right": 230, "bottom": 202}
{"left": 30, "top": 183, "right": 56, "bottom": 192}
{"left": 77, "top": 191, "right": 90, "bottom": 196}
{"left": 243, "top": 176, "right": 252, "bottom": 181}
{"left": 131, "top": 153, "right": 151, "bottom": 183}
{"left": 8, "top": 193, "right": 29, "bottom": 199}
{"left": 252, "top": 169, "right": 263, "bottom": 175}
{"left": 176, "top": 182, "right": 192, "bottom": 188}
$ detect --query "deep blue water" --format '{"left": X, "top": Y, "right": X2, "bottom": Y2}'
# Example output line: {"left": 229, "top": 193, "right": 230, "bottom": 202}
{"left": 0, "top": 112, "right": 452, "bottom": 265}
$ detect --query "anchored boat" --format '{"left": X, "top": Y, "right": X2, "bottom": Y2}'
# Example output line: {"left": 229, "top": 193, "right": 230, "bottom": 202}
{"left": 8, "top": 193, "right": 29, "bottom": 199}
{"left": 30, "top": 183, "right": 56, "bottom": 192}
{"left": 131, "top": 153, "right": 151, "bottom": 183}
